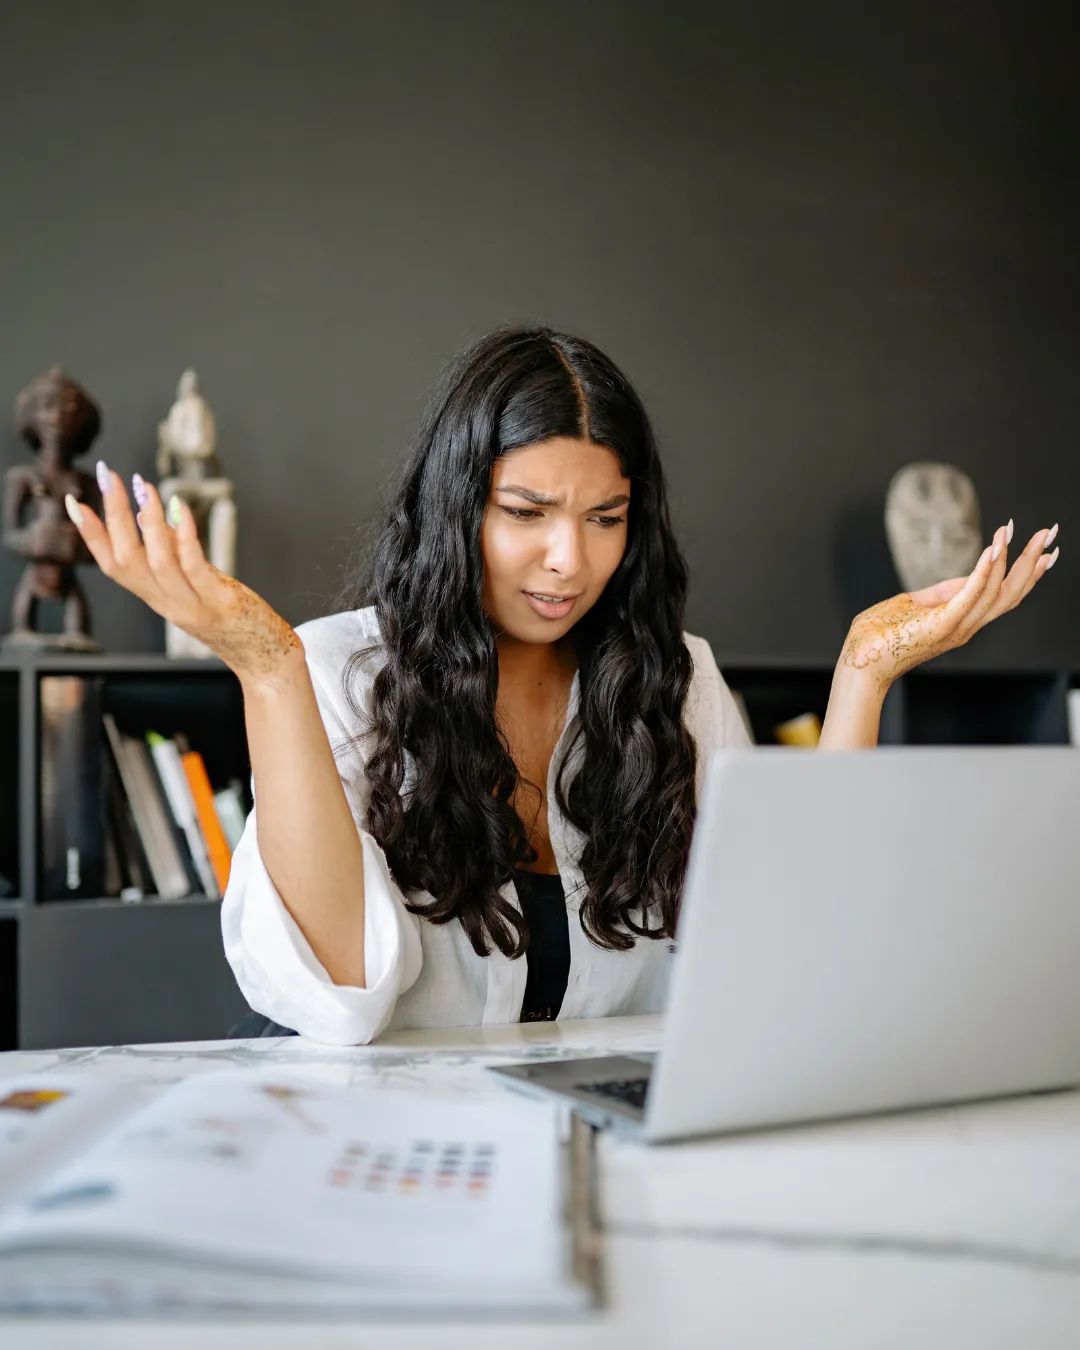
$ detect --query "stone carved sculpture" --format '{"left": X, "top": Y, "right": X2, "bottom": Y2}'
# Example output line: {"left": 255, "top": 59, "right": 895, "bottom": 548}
{"left": 884, "top": 463, "right": 982, "bottom": 592}
{"left": 157, "top": 370, "right": 237, "bottom": 658}
{"left": 2, "top": 368, "right": 104, "bottom": 650}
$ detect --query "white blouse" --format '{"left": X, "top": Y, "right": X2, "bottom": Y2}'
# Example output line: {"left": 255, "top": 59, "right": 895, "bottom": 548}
{"left": 221, "top": 606, "right": 752, "bottom": 1045}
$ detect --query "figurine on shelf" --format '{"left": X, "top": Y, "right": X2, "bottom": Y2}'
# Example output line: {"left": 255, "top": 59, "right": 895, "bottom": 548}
{"left": 156, "top": 369, "right": 237, "bottom": 659}
{"left": 2, "top": 367, "right": 105, "bottom": 651}
{"left": 884, "top": 462, "right": 982, "bottom": 592}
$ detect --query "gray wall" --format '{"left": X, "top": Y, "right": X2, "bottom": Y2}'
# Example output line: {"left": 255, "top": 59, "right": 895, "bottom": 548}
{"left": 0, "top": 1, "right": 1076, "bottom": 667}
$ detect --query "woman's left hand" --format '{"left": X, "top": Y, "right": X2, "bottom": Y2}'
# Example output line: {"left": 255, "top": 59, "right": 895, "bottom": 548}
{"left": 841, "top": 520, "right": 1060, "bottom": 691}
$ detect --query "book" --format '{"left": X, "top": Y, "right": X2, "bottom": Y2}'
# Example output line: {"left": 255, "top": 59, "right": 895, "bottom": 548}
{"left": 39, "top": 676, "right": 107, "bottom": 900}
{"left": 179, "top": 746, "right": 233, "bottom": 892}
{"left": 146, "top": 732, "right": 220, "bottom": 899}
{"left": 103, "top": 753, "right": 150, "bottom": 900}
{"left": 102, "top": 716, "right": 191, "bottom": 902}
{"left": 212, "top": 781, "right": 248, "bottom": 851}
{"left": 125, "top": 736, "right": 197, "bottom": 900}
{"left": 0, "top": 1070, "right": 597, "bottom": 1318}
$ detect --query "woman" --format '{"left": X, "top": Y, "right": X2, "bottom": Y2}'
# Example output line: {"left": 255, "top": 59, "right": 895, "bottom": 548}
{"left": 65, "top": 328, "right": 1059, "bottom": 1044}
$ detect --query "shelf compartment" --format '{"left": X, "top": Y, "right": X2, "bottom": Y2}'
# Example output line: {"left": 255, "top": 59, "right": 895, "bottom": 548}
{"left": 18, "top": 898, "right": 248, "bottom": 1049}
{"left": 902, "top": 671, "right": 1068, "bottom": 746}
{"left": 98, "top": 670, "right": 249, "bottom": 805}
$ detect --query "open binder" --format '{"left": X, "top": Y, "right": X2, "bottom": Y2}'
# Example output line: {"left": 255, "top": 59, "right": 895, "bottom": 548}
{"left": 0, "top": 1069, "right": 601, "bottom": 1318}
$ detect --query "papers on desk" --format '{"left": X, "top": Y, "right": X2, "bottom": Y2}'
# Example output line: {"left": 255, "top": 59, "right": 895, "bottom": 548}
{"left": 0, "top": 1071, "right": 597, "bottom": 1318}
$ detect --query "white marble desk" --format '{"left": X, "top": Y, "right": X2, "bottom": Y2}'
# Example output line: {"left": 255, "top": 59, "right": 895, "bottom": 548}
{"left": 3, "top": 1014, "right": 1080, "bottom": 1349}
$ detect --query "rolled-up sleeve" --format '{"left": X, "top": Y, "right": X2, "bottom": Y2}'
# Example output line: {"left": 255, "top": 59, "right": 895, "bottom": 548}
{"left": 219, "top": 616, "right": 424, "bottom": 1044}
{"left": 221, "top": 822, "right": 422, "bottom": 1044}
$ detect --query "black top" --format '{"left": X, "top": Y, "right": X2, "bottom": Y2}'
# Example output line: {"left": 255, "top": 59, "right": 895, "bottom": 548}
{"left": 514, "top": 869, "right": 570, "bottom": 1023}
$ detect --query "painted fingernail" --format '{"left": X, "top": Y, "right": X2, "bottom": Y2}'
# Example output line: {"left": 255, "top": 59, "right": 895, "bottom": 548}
{"left": 1045, "top": 523, "right": 1059, "bottom": 549}
{"left": 64, "top": 493, "right": 83, "bottom": 526}
{"left": 131, "top": 473, "right": 149, "bottom": 510}
{"left": 167, "top": 495, "right": 183, "bottom": 527}
{"left": 991, "top": 532, "right": 1002, "bottom": 562}
{"left": 1006, "top": 518, "right": 1014, "bottom": 545}
{"left": 95, "top": 460, "right": 111, "bottom": 495}
{"left": 1045, "top": 546, "right": 1060, "bottom": 571}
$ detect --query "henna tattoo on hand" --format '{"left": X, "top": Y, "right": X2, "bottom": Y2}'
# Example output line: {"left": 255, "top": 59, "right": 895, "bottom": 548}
{"left": 841, "top": 592, "right": 952, "bottom": 689}
{"left": 185, "top": 570, "right": 302, "bottom": 679}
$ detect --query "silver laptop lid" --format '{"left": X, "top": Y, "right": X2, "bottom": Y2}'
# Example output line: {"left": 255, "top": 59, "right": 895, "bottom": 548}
{"left": 645, "top": 747, "right": 1080, "bottom": 1142}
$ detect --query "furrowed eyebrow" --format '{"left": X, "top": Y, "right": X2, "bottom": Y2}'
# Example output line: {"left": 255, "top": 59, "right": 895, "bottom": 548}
{"left": 494, "top": 485, "right": 630, "bottom": 511}
{"left": 494, "top": 485, "right": 560, "bottom": 506}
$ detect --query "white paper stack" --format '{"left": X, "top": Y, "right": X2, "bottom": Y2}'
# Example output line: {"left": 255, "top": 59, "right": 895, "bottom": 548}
{"left": 0, "top": 1071, "right": 596, "bottom": 1318}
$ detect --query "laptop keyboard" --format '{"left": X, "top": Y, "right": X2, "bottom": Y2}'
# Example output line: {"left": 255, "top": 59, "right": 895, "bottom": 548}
{"left": 576, "top": 1077, "right": 650, "bottom": 1111}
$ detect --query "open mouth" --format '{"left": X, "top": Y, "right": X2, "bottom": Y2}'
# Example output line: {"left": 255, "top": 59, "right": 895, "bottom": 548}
{"left": 523, "top": 591, "right": 579, "bottom": 620}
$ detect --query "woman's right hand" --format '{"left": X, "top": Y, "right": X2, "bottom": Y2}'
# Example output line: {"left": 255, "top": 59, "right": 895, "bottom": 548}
{"left": 65, "top": 462, "right": 302, "bottom": 687}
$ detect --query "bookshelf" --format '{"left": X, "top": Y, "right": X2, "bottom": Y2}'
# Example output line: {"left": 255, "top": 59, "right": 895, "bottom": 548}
{"left": 0, "top": 651, "right": 252, "bottom": 1051}
{"left": 0, "top": 650, "right": 1075, "bottom": 1052}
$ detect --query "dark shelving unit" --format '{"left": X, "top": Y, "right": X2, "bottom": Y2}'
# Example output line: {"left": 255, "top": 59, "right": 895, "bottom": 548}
{"left": 0, "top": 648, "right": 1076, "bottom": 1052}
{"left": 721, "top": 662, "right": 1073, "bottom": 749}
{"left": 0, "top": 650, "right": 250, "bottom": 1051}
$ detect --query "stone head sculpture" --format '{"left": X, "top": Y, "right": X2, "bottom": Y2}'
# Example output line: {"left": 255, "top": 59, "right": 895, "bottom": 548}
{"left": 884, "top": 463, "right": 982, "bottom": 592}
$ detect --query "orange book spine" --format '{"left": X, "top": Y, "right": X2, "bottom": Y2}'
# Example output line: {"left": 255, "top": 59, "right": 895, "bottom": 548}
{"left": 181, "top": 750, "right": 233, "bottom": 894}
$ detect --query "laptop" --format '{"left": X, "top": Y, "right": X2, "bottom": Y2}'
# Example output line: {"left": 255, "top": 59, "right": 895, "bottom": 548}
{"left": 489, "top": 747, "right": 1080, "bottom": 1142}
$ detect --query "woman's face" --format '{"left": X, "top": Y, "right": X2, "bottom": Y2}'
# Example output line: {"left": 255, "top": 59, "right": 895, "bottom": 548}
{"left": 481, "top": 437, "right": 631, "bottom": 644}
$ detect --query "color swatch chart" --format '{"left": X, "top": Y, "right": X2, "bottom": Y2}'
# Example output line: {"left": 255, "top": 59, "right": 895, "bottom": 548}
{"left": 328, "top": 1137, "right": 498, "bottom": 1198}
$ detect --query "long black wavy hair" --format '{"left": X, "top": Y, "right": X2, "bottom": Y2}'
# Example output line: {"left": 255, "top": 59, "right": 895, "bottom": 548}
{"left": 338, "top": 326, "right": 698, "bottom": 958}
